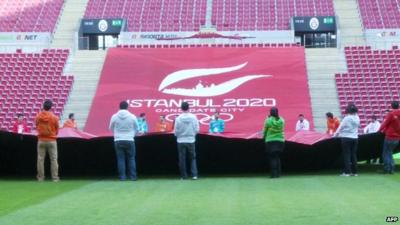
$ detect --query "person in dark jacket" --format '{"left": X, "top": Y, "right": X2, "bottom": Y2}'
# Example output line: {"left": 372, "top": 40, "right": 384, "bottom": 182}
{"left": 263, "top": 107, "right": 285, "bottom": 178}
{"left": 379, "top": 101, "right": 400, "bottom": 174}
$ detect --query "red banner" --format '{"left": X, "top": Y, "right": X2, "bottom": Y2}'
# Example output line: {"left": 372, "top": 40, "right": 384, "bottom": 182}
{"left": 85, "top": 47, "right": 313, "bottom": 138}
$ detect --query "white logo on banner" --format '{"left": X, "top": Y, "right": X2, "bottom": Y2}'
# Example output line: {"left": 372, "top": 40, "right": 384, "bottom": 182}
{"left": 309, "top": 17, "right": 319, "bottom": 30}
{"left": 164, "top": 113, "right": 234, "bottom": 125}
{"left": 158, "top": 62, "right": 272, "bottom": 97}
{"left": 98, "top": 20, "right": 108, "bottom": 32}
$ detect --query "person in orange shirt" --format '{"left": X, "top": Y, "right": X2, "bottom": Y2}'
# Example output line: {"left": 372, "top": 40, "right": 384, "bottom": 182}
{"left": 155, "top": 115, "right": 172, "bottom": 132}
{"left": 63, "top": 113, "right": 77, "bottom": 129}
{"left": 35, "top": 100, "right": 60, "bottom": 182}
{"left": 326, "top": 112, "right": 340, "bottom": 136}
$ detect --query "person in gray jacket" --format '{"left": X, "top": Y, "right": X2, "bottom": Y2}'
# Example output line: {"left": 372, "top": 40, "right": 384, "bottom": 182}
{"left": 334, "top": 104, "right": 360, "bottom": 176}
{"left": 174, "top": 102, "right": 200, "bottom": 180}
{"left": 109, "top": 101, "right": 139, "bottom": 181}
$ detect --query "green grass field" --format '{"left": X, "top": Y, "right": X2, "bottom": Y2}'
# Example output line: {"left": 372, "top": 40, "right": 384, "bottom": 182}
{"left": 0, "top": 166, "right": 399, "bottom": 225}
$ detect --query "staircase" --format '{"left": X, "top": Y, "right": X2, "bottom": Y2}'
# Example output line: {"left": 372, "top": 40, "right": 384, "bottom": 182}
{"left": 305, "top": 48, "right": 347, "bottom": 131}
{"left": 305, "top": 0, "right": 367, "bottom": 131}
{"left": 62, "top": 50, "right": 107, "bottom": 129}
{"left": 52, "top": 0, "right": 106, "bottom": 129}
{"left": 51, "top": 0, "right": 89, "bottom": 49}
{"left": 205, "top": 0, "right": 213, "bottom": 27}
{"left": 333, "top": 0, "right": 366, "bottom": 47}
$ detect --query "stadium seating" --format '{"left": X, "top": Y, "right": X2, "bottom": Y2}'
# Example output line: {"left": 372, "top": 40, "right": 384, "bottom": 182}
{"left": 84, "top": 0, "right": 207, "bottom": 32}
{"left": 116, "top": 43, "right": 302, "bottom": 48}
{"left": 335, "top": 46, "right": 400, "bottom": 126}
{"left": 0, "top": 0, "right": 64, "bottom": 32}
{"left": 358, "top": 0, "right": 400, "bottom": 29}
{"left": 211, "top": 0, "right": 335, "bottom": 31}
{"left": 0, "top": 49, "right": 73, "bottom": 131}
{"left": 84, "top": 0, "right": 334, "bottom": 32}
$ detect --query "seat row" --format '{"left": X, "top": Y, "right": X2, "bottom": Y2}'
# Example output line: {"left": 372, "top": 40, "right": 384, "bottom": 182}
{"left": 0, "top": 49, "right": 74, "bottom": 131}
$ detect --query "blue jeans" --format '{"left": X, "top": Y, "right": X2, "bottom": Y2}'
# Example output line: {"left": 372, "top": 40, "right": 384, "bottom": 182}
{"left": 177, "top": 143, "right": 198, "bottom": 178}
{"left": 382, "top": 138, "right": 399, "bottom": 173}
{"left": 114, "top": 141, "right": 137, "bottom": 180}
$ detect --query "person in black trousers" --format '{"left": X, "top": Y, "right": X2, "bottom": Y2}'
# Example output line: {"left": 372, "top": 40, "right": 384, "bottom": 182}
{"left": 334, "top": 104, "right": 360, "bottom": 176}
{"left": 263, "top": 107, "right": 285, "bottom": 178}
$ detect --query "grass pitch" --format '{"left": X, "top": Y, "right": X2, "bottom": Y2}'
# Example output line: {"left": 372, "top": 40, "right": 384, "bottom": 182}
{"left": 0, "top": 166, "right": 399, "bottom": 225}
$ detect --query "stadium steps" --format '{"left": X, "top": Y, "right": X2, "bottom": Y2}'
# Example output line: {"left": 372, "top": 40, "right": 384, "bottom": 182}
{"left": 305, "top": 48, "right": 347, "bottom": 131}
{"left": 205, "top": 0, "right": 213, "bottom": 27}
{"left": 51, "top": 0, "right": 89, "bottom": 49}
{"left": 62, "top": 50, "right": 107, "bottom": 129}
{"left": 333, "top": 0, "right": 366, "bottom": 47}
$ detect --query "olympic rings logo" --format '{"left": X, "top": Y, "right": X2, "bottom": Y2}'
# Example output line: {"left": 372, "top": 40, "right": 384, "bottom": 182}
{"left": 165, "top": 113, "right": 234, "bottom": 125}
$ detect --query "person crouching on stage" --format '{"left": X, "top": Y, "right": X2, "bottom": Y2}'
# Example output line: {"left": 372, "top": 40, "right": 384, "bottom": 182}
{"left": 295, "top": 114, "right": 310, "bottom": 131}
{"left": 137, "top": 113, "right": 148, "bottom": 135}
{"left": 326, "top": 112, "right": 340, "bottom": 136}
{"left": 63, "top": 113, "right": 77, "bottom": 129}
{"left": 12, "top": 113, "right": 29, "bottom": 134}
{"left": 334, "top": 104, "right": 360, "bottom": 176}
{"left": 209, "top": 112, "right": 225, "bottom": 134}
{"left": 263, "top": 107, "right": 285, "bottom": 178}
{"left": 155, "top": 115, "right": 172, "bottom": 132}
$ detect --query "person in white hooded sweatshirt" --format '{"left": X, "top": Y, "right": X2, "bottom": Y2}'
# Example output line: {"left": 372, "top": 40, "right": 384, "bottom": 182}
{"left": 334, "top": 104, "right": 360, "bottom": 176}
{"left": 174, "top": 102, "right": 200, "bottom": 180}
{"left": 109, "top": 101, "right": 139, "bottom": 181}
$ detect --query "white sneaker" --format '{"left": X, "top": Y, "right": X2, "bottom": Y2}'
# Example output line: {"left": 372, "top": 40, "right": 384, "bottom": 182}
{"left": 340, "top": 173, "right": 350, "bottom": 177}
{"left": 351, "top": 173, "right": 358, "bottom": 177}
{"left": 192, "top": 176, "right": 198, "bottom": 180}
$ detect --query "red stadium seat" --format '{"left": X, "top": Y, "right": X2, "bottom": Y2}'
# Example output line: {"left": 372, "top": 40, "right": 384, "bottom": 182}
{"left": 336, "top": 45, "right": 400, "bottom": 126}
{"left": 0, "top": 49, "right": 74, "bottom": 131}
{"left": 358, "top": 0, "right": 400, "bottom": 29}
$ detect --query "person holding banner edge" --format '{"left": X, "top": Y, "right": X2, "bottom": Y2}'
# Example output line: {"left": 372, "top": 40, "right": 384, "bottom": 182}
{"left": 109, "top": 101, "right": 139, "bottom": 181}
{"left": 174, "top": 102, "right": 199, "bottom": 180}
{"left": 263, "top": 107, "right": 285, "bottom": 178}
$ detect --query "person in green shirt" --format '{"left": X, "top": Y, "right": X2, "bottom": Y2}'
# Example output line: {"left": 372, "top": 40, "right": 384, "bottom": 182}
{"left": 263, "top": 107, "right": 285, "bottom": 178}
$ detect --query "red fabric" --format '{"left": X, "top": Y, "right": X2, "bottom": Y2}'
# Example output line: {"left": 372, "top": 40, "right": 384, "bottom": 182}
{"left": 57, "top": 127, "right": 96, "bottom": 139}
{"left": 85, "top": 48, "right": 313, "bottom": 138}
{"left": 379, "top": 109, "right": 400, "bottom": 140}
{"left": 11, "top": 120, "right": 29, "bottom": 133}
{"left": 287, "top": 131, "right": 331, "bottom": 145}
